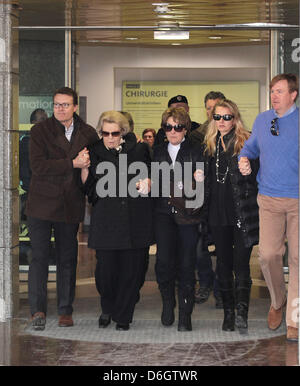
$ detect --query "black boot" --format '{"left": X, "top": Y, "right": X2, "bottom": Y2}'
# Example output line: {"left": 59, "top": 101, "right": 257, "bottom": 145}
{"left": 160, "top": 286, "right": 176, "bottom": 326}
{"left": 222, "top": 309, "right": 235, "bottom": 331}
{"left": 178, "top": 287, "right": 194, "bottom": 332}
{"left": 178, "top": 312, "right": 192, "bottom": 331}
{"left": 221, "top": 288, "right": 235, "bottom": 332}
{"left": 235, "top": 279, "right": 252, "bottom": 332}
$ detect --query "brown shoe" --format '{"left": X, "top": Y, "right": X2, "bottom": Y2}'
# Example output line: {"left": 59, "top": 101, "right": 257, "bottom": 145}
{"left": 287, "top": 326, "right": 298, "bottom": 342}
{"left": 32, "top": 312, "right": 46, "bottom": 331}
{"left": 58, "top": 315, "right": 74, "bottom": 327}
{"left": 267, "top": 301, "right": 286, "bottom": 330}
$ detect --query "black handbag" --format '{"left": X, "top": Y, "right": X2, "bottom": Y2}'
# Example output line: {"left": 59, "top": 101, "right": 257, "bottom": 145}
{"left": 169, "top": 180, "right": 203, "bottom": 225}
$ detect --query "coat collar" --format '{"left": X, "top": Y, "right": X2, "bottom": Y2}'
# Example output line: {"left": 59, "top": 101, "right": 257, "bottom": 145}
{"left": 91, "top": 131, "right": 137, "bottom": 163}
{"left": 216, "top": 127, "right": 235, "bottom": 143}
{"left": 160, "top": 136, "right": 192, "bottom": 164}
{"left": 50, "top": 113, "right": 89, "bottom": 157}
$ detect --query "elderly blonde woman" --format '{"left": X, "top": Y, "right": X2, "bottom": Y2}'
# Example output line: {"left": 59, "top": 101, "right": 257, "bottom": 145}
{"left": 204, "top": 99, "right": 259, "bottom": 332}
{"left": 81, "top": 111, "right": 153, "bottom": 331}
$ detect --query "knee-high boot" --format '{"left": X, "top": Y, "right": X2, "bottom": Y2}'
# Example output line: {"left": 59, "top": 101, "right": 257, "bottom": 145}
{"left": 220, "top": 281, "right": 235, "bottom": 332}
{"left": 178, "top": 286, "right": 194, "bottom": 332}
{"left": 159, "top": 285, "right": 176, "bottom": 326}
{"left": 235, "top": 279, "right": 252, "bottom": 331}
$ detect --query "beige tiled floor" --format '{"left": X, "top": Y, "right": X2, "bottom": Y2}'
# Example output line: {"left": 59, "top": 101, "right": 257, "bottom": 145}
{"left": 2, "top": 233, "right": 297, "bottom": 367}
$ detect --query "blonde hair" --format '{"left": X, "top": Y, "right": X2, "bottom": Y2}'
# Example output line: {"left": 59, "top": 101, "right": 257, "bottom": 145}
{"left": 97, "top": 110, "right": 130, "bottom": 137}
{"left": 204, "top": 99, "right": 250, "bottom": 156}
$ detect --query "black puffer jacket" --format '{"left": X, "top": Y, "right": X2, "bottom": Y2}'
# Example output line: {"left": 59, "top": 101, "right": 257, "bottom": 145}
{"left": 204, "top": 131, "right": 259, "bottom": 248}
{"left": 83, "top": 132, "right": 154, "bottom": 250}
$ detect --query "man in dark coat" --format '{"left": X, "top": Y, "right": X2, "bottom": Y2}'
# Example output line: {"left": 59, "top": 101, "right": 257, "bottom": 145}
{"left": 26, "top": 87, "right": 99, "bottom": 330}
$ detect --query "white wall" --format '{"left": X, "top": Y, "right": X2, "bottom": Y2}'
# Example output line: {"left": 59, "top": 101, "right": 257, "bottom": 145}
{"left": 79, "top": 44, "right": 269, "bottom": 128}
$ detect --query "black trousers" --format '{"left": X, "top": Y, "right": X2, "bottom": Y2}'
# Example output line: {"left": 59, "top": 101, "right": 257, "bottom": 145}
{"left": 155, "top": 212, "right": 199, "bottom": 295}
{"left": 28, "top": 216, "right": 79, "bottom": 316}
{"left": 210, "top": 225, "right": 252, "bottom": 288}
{"left": 95, "top": 248, "right": 147, "bottom": 325}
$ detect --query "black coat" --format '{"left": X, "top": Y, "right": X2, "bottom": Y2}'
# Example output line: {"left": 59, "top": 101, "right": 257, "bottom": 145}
{"left": 84, "top": 132, "right": 154, "bottom": 250}
{"left": 205, "top": 131, "right": 259, "bottom": 248}
{"left": 152, "top": 137, "right": 206, "bottom": 223}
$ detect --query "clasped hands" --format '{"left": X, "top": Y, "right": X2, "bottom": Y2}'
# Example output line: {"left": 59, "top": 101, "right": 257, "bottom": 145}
{"left": 238, "top": 157, "right": 252, "bottom": 176}
{"left": 73, "top": 147, "right": 90, "bottom": 169}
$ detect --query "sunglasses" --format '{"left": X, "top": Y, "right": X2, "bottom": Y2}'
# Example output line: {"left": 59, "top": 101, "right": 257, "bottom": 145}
{"left": 213, "top": 114, "right": 234, "bottom": 121}
{"left": 163, "top": 124, "right": 185, "bottom": 132}
{"left": 270, "top": 118, "right": 279, "bottom": 136}
{"left": 102, "top": 131, "right": 121, "bottom": 137}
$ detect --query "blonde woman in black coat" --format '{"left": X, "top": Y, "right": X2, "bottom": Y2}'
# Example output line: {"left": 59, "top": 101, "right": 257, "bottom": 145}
{"left": 81, "top": 111, "right": 153, "bottom": 331}
{"left": 204, "top": 99, "right": 259, "bottom": 333}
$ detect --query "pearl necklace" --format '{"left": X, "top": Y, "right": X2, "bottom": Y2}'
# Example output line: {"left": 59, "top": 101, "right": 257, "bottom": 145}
{"left": 216, "top": 136, "right": 229, "bottom": 184}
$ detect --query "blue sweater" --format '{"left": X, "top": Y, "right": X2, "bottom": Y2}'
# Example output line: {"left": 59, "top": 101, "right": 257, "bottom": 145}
{"left": 239, "top": 107, "right": 299, "bottom": 198}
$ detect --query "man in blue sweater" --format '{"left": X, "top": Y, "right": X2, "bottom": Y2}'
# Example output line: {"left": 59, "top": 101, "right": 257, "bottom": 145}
{"left": 238, "top": 73, "right": 299, "bottom": 342}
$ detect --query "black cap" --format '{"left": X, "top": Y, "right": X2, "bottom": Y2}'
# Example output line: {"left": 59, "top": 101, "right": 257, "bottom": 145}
{"left": 168, "top": 95, "right": 188, "bottom": 107}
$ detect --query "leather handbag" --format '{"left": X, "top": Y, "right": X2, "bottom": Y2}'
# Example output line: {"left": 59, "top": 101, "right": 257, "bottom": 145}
{"left": 169, "top": 181, "right": 203, "bottom": 225}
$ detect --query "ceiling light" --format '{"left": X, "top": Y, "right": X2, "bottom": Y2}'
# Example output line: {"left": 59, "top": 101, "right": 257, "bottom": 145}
{"left": 157, "top": 21, "right": 179, "bottom": 29}
{"left": 125, "top": 37, "right": 138, "bottom": 40}
{"left": 154, "top": 30, "right": 189, "bottom": 40}
{"left": 208, "top": 36, "right": 222, "bottom": 40}
{"left": 152, "top": 3, "right": 169, "bottom": 13}
{"left": 249, "top": 38, "right": 262, "bottom": 42}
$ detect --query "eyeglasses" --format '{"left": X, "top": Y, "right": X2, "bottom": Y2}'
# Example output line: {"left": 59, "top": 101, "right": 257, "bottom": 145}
{"left": 53, "top": 103, "right": 73, "bottom": 109}
{"left": 213, "top": 114, "right": 234, "bottom": 121}
{"left": 270, "top": 118, "right": 279, "bottom": 136}
{"left": 163, "top": 124, "right": 185, "bottom": 132}
{"left": 101, "top": 131, "right": 121, "bottom": 137}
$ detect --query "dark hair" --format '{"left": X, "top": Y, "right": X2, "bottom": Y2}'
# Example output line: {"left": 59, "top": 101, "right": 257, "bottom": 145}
{"left": 270, "top": 73, "right": 299, "bottom": 101}
{"left": 30, "top": 108, "right": 48, "bottom": 124}
{"left": 161, "top": 107, "right": 191, "bottom": 133}
{"left": 119, "top": 111, "right": 134, "bottom": 131}
{"left": 204, "top": 91, "right": 226, "bottom": 105}
{"left": 53, "top": 87, "right": 78, "bottom": 105}
{"left": 142, "top": 128, "right": 156, "bottom": 138}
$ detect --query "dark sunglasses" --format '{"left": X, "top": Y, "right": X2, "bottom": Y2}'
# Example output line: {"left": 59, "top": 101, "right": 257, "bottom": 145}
{"left": 102, "top": 130, "right": 121, "bottom": 137}
{"left": 213, "top": 114, "right": 234, "bottom": 121}
{"left": 163, "top": 124, "right": 185, "bottom": 132}
{"left": 270, "top": 118, "right": 279, "bottom": 136}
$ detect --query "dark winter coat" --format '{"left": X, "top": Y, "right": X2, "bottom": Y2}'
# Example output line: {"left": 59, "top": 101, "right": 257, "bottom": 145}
{"left": 26, "top": 114, "right": 99, "bottom": 223}
{"left": 152, "top": 137, "right": 206, "bottom": 224}
{"left": 84, "top": 132, "right": 154, "bottom": 250}
{"left": 205, "top": 130, "right": 259, "bottom": 248}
